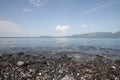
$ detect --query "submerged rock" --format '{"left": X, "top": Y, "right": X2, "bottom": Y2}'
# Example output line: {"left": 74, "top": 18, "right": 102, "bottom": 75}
{"left": 18, "top": 52, "right": 25, "bottom": 56}
{"left": 114, "top": 59, "right": 120, "bottom": 65}
{"left": 38, "top": 54, "right": 46, "bottom": 59}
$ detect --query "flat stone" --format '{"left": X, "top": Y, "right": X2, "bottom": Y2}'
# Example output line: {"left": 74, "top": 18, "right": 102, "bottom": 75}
{"left": 17, "top": 61, "right": 24, "bottom": 66}
{"left": 39, "top": 54, "right": 45, "bottom": 59}
{"left": 60, "top": 75, "right": 76, "bottom": 80}
{"left": 0, "top": 62, "right": 10, "bottom": 68}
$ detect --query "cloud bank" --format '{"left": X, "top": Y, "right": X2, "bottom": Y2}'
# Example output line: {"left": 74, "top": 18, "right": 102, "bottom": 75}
{"left": 0, "top": 20, "right": 24, "bottom": 37}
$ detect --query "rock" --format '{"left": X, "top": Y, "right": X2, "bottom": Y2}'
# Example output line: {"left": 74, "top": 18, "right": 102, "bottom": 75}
{"left": 111, "top": 66, "right": 116, "bottom": 69}
{"left": 95, "top": 54, "right": 104, "bottom": 58}
{"left": 38, "top": 54, "right": 45, "bottom": 59}
{"left": 0, "top": 53, "right": 120, "bottom": 80}
{"left": 17, "top": 61, "right": 24, "bottom": 66}
{"left": 60, "top": 54, "right": 72, "bottom": 60}
{"left": 0, "top": 62, "right": 10, "bottom": 68}
{"left": 18, "top": 52, "right": 25, "bottom": 56}
{"left": 94, "top": 54, "right": 104, "bottom": 61}
{"left": 38, "top": 73, "right": 42, "bottom": 76}
{"left": 114, "top": 59, "right": 120, "bottom": 65}
{"left": 1, "top": 53, "right": 13, "bottom": 59}
{"left": 60, "top": 75, "right": 76, "bottom": 80}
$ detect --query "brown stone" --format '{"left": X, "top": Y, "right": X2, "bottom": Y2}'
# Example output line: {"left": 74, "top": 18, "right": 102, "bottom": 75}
{"left": 39, "top": 54, "right": 45, "bottom": 59}
{"left": 0, "top": 62, "right": 10, "bottom": 68}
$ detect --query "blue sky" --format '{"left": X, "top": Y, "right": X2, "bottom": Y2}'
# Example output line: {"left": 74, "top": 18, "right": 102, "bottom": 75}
{"left": 0, "top": 0, "right": 120, "bottom": 37}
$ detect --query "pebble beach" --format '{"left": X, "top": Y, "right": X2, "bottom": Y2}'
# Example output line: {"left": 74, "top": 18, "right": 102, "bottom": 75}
{"left": 0, "top": 52, "right": 120, "bottom": 80}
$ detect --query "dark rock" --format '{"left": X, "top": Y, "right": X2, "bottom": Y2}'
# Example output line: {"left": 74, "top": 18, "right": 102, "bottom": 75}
{"left": 94, "top": 54, "right": 104, "bottom": 61}
{"left": 95, "top": 54, "right": 104, "bottom": 58}
{"left": 114, "top": 59, "right": 120, "bottom": 65}
{"left": 18, "top": 52, "right": 25, "bottom": 56}
{"left": 60, "top": 54, "right": 72, "bottom": 60}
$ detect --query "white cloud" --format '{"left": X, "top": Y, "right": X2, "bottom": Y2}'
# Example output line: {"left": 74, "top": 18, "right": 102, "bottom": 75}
{"left": 23, "top": 8, "right": 32, "bottom": 12}
{"left": 55, "top": 25, "right": 69, "bottom": 36}
{"left": 0, "top": 20, "right": 24, "bottom": 37}
{"left": 56, "top": 25, "right": 69, "bottom": 31}
{"left": 29, "top": 0, "right": 48, "bottom": 7}
{"left": 81, "top": 25, "right": 87, "bottom": 28}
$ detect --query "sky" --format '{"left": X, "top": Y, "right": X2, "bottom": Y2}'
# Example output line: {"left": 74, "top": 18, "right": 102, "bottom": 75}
{"left": 0, "top": 0, "right": 120, "bottom": 37}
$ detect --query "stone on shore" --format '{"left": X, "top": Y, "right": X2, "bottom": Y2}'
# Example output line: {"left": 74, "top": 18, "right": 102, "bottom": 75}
{"left": 0, "top": 62, "right": 10, "bottom": 68}
{"left": 61, "top": 75, "right": 76, "bottom": 80}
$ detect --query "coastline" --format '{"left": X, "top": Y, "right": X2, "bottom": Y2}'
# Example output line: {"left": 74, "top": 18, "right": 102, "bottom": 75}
{"left": 0, "top": 52, "right": 120, "bottom": 80}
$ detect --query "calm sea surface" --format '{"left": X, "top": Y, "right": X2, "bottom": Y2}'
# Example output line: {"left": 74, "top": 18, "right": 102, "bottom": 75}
{"left": 0, "top": 38, "right": 120, "bottom": 54}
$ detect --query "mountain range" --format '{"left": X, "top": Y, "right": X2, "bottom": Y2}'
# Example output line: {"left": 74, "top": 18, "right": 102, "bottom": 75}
{"left": 67, "top": 31, "right": 120, "bottom": 38}
{"left": 39, "top": 31, "right": 120, "bottom": 38}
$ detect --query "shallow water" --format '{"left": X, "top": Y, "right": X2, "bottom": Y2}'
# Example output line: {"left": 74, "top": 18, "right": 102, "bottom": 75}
{"left": 0, "top": 38, "right": 120, "bottom": 54}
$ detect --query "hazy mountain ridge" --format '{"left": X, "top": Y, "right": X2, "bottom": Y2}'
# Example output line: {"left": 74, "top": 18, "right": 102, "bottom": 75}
{"left": 67, "top": 31, "right": 120, "bottom": 38}
{"left": 37, "top": 31, "right": 120, "bottom": 38}
{"left": 1, "top": 31, "right": 119, "bottom": 38}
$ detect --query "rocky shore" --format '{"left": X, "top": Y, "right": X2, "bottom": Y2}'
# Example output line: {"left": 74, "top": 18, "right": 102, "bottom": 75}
{"left": 0, "top": 52, "right": 120, "bottom": 80}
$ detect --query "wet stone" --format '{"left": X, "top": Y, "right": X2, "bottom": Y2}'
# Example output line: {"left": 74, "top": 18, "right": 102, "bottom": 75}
{"left": 18, "top": 52, "right": 25, "bottom": 56}
{"left": 60, "top": 75, "right": 76, "bottom": 80}
{"left": 38, "top": 54, "right": 46, "bottom": 59}
{"left": 0, "top": 53, "right": 120, "bottom": 80}
{"left": 114, "top": 59, "right": 120, "bottom": 65}
{"left": 17, "top": 61, "right": 24, "bottom": 66}
{"left": 0, "top": 62, "right": 10, "bottom": 68}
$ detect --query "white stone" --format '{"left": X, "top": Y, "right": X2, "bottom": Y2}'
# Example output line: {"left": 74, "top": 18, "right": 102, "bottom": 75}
{"left": 60, "top": 75, "right": 76, "bottom": 80}
{"left": 17, "top": 61, "right": 24, "bottom": 66}
{"left": 77, "top": 73, "right": 80, "bottom": 75}
{"left": 112, "top": 66, "right": 116, "bottom": 69}
{"left": 59, "top": 69, "right": 63, "bottom": 73}
{"left": 38, "top": 73, "right": 42, "bottom": 76}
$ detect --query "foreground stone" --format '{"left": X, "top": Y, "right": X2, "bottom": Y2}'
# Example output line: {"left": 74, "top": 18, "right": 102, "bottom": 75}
{"left": 0, "top": 53, "right": 120, "bottom": 80}
{"left": 60, "top": 75, "right": 75, "bottom": 80}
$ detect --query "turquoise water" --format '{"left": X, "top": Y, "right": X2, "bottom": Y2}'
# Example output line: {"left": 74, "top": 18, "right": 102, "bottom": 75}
{"left": 0, "top": 38, "right": 120, "bottom": 54}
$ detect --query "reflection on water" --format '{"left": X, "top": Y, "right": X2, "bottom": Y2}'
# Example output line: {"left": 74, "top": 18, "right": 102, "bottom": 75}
{"left": 56, "top": 38, "right": 68, "bottom": 47}
{"left": 0, "top": 38, "right": 120, "bottom": 54}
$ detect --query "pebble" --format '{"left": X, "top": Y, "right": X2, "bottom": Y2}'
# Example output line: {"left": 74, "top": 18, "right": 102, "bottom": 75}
{"left": 0, "top": 53, "right": 120, "bottom": 80}
{"left": 111, "top": 66, "right": 116, "bottom": 69}
{"left": 0, "top": 62, "right": 10, "bottom": 68}
{"left": 39, "top": 54, "right": 46, "bottom": 59}
{"left": 38, "top": 73, "right": 42, "bottom": 76}
{"left": 17, "top": 61, "right": 24, "bottom": 66}
{"left": 60, "top": 75, "right": 76, "bottom": 80}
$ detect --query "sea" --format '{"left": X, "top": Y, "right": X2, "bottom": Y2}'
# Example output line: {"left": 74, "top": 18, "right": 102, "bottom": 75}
{"left": 0, "top": 38, "right": 120, "bottom": 55}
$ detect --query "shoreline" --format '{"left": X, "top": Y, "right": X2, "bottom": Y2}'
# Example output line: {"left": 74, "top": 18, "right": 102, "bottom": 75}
{"left": 0, "top": 52, "right": 120, "bottom": 80}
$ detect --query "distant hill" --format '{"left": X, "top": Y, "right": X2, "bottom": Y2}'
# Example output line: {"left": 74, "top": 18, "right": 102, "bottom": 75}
{"left": 67, "top": 31, "right": 120, "bottom": 38}
{"left": 116, "top": 31, "right": 120, "bottom": 34}
{"left": 38, "top": 31, "right": 120, "bottom": 38}
{"left": 38, "top": 36, "right": 55, "bottom": 38}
